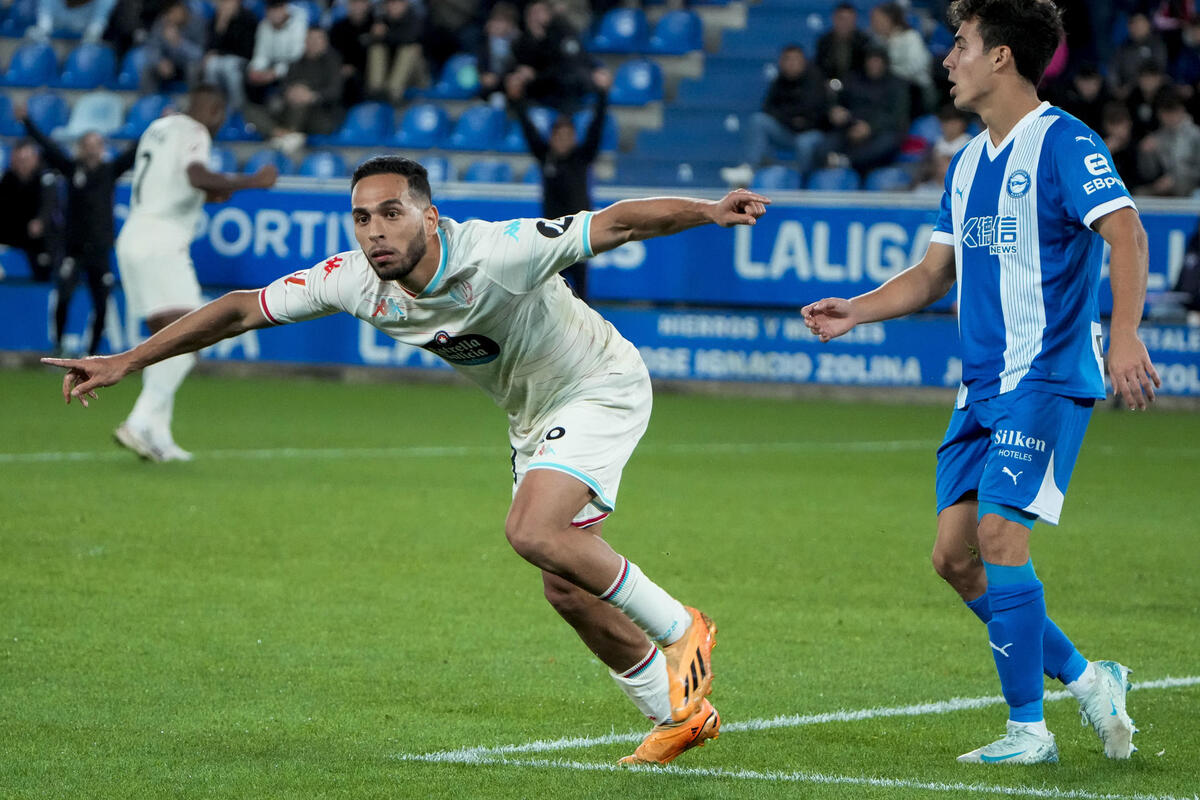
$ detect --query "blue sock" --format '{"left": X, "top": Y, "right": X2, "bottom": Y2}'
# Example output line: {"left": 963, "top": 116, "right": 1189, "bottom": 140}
{"left": 964, "top": 593, "right": 1088, "bottom": 684}
{"left": 983, "top": 560, "right": 1045, "bottom": 723}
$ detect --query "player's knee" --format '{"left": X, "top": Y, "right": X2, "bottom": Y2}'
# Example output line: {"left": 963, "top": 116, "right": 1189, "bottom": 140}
{"left": 542, "top": 574, "right": 591, "bottom": 622}
{"left": 504, "top": 515, "right": 555, "bottom": 566}
{"left": 931, "top": 542, "right": 979, "bottom": 589}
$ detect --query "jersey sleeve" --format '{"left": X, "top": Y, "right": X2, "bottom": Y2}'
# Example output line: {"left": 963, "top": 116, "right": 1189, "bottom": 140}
{"left": 258, "top": 255, "right": 348, "bottom": 325}
{"left": 1051, "top": 123, "right": 1136, "bottom": 229}
{"left": 181, "top": 122, "right": 211, "bottom": 170}
{"left": 463, "top": 211, "right": 595, "bottom": 292}
{"left": 930, "top": 148, "right": 959, "bottom": 247}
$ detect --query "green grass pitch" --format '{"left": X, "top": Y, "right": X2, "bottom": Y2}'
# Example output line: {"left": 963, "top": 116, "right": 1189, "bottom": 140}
{"left": 1, "top": 366, "right": 1197, "bottom": 799}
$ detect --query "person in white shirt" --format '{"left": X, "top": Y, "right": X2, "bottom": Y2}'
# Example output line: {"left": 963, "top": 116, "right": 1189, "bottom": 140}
{"left": 45, "top": 155, "right": 771, "bottom": 767}
{"left": 245, "top": 0, "right": 308, "bottom": 105}
{"left": 114, "top": 84, "right": 278, "bottom": 461}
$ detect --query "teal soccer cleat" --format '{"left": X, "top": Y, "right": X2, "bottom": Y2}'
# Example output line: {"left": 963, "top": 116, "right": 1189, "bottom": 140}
{"left": 957, "top": 722, "right": 1059, "bottom": 765}
{"left": 1077, "top": 661, "right": 1137, "bottom": 759}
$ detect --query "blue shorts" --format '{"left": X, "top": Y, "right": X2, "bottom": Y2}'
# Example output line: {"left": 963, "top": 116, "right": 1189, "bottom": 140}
{"left": 935, "top": 389, "right": 1094, "bottom": 525}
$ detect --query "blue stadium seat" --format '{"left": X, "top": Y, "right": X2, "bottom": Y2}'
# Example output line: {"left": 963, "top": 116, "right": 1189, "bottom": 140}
{"left": 55, "top": 42, "right": 116, "bottom": 89}
{"left": 908, "top": 114, "right": 942, "bottom": 145}
{"left": 0, "top": 94, "right": 23, "bottom": 137}
{"left": 61, "top": 91, "right": 125, "bottom": 138}
{"left": 25, "top": 91, "right": 69, "bottom": 134}
{"left": 572, "top": 107, "right": 618, "bottom": 152}
{"left": 609, "top": 59, "right": 663, "bottom": 105}
{"left": 498, "top": 105, "right": 556, "bottom": 153}
{"left": 0, "top": 246, "right": 33, "bottom": 280}
{"left": 751, "top": 165, "right": 801, "bottom": 190}
{"left": 864, "top": 165, "right": 912, "bottom": 191}
{"left": 616, "top": 158, "right": 722, "bottom": 188}
{"left": 298, "top": 150, "right": 348, "bottom": 179}
{"left": 676, "top": 72, "right": 765, "bottom": 113}
{"left": 393, "top": 103, "right": 450, "bottom": 149}
{"left": 462, "top": 159, "right": 513, "bottom": 183}
{"left": 2, "top": 42, "right": 58, "bottom": 87}
{"left": 806, "top": 167, "right": 860, "bottom": 191}
{"left": 589, "top": 8, "right": 650, "bottom": 54}
{"left": 0, "top": 0, "right": 37, "bottom": 36}
{"left": 424, "top": 53, "right": 479, "bottom": 100}
{"left": 243, "top": 149, "right": 294, "bottom": 176}
{"left": 188, "top": 0, "right": 215, "bottom": 19}
{"left": 208, "top": 146, "right": 238, "bottom": 173}
{"left": 635, "top": 109, "right": 741, "bottom": 160}
{"left": 216, "top": 108, "right": 260, "bottom": 141}
{"left": 322, "top": 101, "right": 392, "bottom": 146}
{"left": 113, "top": 93, "right": 172, "bottom": 139}
{"left": 114, "top": 46, "right": 150, "bottom": 91}
{"left": 445, "top": 104, "right": 505, "bottom": 150}
{"left": 420, "top": 155, "right": 454, "bottom": 183}
{"left": 0, "top": 140, "right": 8, "bottom": 172}
{"left": 648, "top": 10, "right": 703, "bottom": 55}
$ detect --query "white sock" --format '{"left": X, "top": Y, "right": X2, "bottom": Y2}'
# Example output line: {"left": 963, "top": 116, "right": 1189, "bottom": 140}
{"left": 609, "top": 646, "right": 671, "bottom": 724}
{"left": 1066, "top": 661, "right": 1098, "bottom": 700}
{"left": 597, "top": 557, "right": 689, "bottom": 645}
{"left": 127, "top": 353, "right": 196, "bottom": 439}
{"left": 1009, "top": 719, "right": 1051, "bottom": 737}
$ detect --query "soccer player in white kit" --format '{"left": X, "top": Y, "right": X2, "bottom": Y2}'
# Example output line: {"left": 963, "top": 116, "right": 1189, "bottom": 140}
{"left": 114, "top": 84, "right": 278, "bottom": 462}
{"left": 45, "top": 156, "right": 772, "bottom": 765}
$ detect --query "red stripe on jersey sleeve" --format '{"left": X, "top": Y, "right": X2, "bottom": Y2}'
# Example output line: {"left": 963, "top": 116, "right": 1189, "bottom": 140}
{"left": 259, "top": 288, "right": 281, "bottom": 325}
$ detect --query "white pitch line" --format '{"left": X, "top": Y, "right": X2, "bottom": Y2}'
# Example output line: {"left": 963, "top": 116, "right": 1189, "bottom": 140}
{"left": 404, "top": 675, "right": 1200, "bottom": 762}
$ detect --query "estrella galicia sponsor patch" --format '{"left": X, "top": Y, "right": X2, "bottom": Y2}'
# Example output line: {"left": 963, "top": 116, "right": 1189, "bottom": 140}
{"left": 536, "top": 215, "right": 574, "bottom": 238}
{"left": 422, "top": 331, "right": 501, "bottom": 365}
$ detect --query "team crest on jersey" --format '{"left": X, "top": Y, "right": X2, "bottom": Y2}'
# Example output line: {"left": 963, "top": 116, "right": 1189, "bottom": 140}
{"left": 423, "top": 331, "right": 501, "bottom": 365}
{"left": 1006, "top": 170, "right": 1031, "bottom": 198}
{"left": 448, "top": 281, "right": 475, "bottom": 308}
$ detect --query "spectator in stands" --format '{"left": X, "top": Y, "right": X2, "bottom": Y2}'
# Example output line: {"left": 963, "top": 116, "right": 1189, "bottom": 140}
{"left": 1151, "top": 0, "right": 1197, "bottom": 64}
{"left": 1137, "top": 89, "right": 1200, "bottom": 196}
{"left": 365, "top": 0, "right": 427, "bottom": 105}
{"left": 1126, "top": 61, "right": 1170, "bottom": 141}
{"left": 477, "top": 2, "right": 521, "bottom": 105}
{"left": 1111, "top": 13, "right": 1169, "bottom": 93}
{"left": 141, "top": 0, "right": 207, "bottom": 92}
{"left": 1171, "top": 17, "right": 1200, "bottom": 85}
{"left": 202, "top": 0, "right": 259, "bottom": 110}
{"left": 816, "top": 2, "right": 871, "bottom": 85}
{"left": 246, "top": 0, "right": 308, "bottom": 105}
{"left": 915, "top": 104, "right": 972, "bottom": 194}
{"left": 719, "top": 44, "right": 833, "bottom": 187}
{"left": 869, "top": 2, "right": 934, "bottom": 114}
{"left": 244, "top": 26, "right": 345, "bottom": 154}
{"left": 424, "top": 0, "right": 483, "bottom": 77}
{"left": 30, "top": 0, "right": 118, "bottom": 42}
{"left": 505, "top": 67, "right": 611, "bottom": 301}
{"left": 1049, "top": 63, "right": 1112, "bottom": 133}
{"left": 329, "top": 0, "right": 375, "bottom": 107}
{"left": 1101, "top": 101, "right": 1140, "bottom": 190}
{"left": 0, "top": 141, "right": 54, "bottom": 283}
{"left": 510, "top": 0, "right": 595, "bottom": 112}
{"left": 826, "top": 48, "right": 909, "bottom": 176}
{"left": 17, "top": 104, "right": 136, "bottom": 356}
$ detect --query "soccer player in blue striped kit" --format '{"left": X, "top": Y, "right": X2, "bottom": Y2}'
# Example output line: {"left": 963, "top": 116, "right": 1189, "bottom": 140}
{"left": 803, "top": 0, "right": 1161, "bottom": 765}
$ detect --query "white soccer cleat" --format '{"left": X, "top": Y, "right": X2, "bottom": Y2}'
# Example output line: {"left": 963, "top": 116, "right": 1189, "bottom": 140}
{"left": 1077, "top": 661, "right": 1137, "bottom": 759}
{"left": 957, "top": 721, "right": 1059, "bottom": 765}
{"left": 114, "top": 423, "right": 166, "bottom": 462}
{"left": 158, "top": 443, "right": 194, "bottom": 462}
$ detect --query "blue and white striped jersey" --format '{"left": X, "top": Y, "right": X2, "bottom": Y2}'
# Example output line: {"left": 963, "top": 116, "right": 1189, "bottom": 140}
{"left": 931, "top": 101, "right": 1134, "bottom": 408}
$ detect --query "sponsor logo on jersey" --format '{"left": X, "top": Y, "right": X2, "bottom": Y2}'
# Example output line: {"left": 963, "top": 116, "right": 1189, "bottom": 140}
{"left": 1006, "top": 170, "right": 1031, "bottom": 198}
{"left": 1084, "top": 153, "right": 1111, "bottom": 176}
{"left": 1083, "top": 175, "right": 1125, "bottom": 195}
{"left": 371, "top": 297, "right": 406, "bottom": 319}
{"left": 962, "top": 215, "right": 1019, "bottom": 254}
{"left": 322, "top": 255, "right": 343, "bottom": 279}
{"left": 536, "top": 215, "right": 575, "bottom": 238}
{"left": 422, "top": 331, "right": 501, "bottom": 365}
{"left": 993, "top": 429, "right": 1047, "bottom": 452}
{"left": 503, "top": 220, "right": 521, "bottom": 240}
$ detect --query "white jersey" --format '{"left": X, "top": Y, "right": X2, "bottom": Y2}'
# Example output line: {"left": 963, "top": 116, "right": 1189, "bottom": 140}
{"left": 259, "top": 212, "right": 644, "bottom": 432}
{"left": 125, "top": 113, "right": 211, "bottom": 234}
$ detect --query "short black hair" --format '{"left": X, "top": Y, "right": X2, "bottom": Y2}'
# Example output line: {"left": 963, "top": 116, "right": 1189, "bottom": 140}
{"left": 351, "top": 155, "right": 432, "bottom": 205}
{"left": 875, "top": 2, "right": 910, "bottom": 31}
{"left": 190, "top": 82, "right": 227, "bottom": 105}
{"left": 947, "top": 0, "right": 1064, "bottom": 86}
{"left": 781, "top": 43, "right": 805, "bottom": 56}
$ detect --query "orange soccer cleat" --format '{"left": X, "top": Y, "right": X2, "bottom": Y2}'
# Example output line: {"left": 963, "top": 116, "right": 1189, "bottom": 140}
{"left": 619, "top": 699, "right": 721, "bottom": 766}
{"left": 661, "top": 607, "right": 717, "bottom": 722}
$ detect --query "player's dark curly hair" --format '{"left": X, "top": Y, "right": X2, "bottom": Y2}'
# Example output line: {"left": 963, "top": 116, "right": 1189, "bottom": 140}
{"left": 947, "top": 0, "right": 1064, "bottom": 86}
{"left": 351, "top": 156, "right": 432, "bottom": 206}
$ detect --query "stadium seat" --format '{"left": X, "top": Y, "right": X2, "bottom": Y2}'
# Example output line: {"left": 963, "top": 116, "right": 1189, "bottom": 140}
{"left": 0, "top": 141, "right": 8, "bottom": 172}
{"left": 393, "top": 103, "right": 450, "bottom": 149}
{"left": 420, "top": 155, "right": 454, "bottom": 183}
{"left": 60, "top": 91, "right": 124, "bottom": 138}
{"left": 445, "top": 104, "right": 506, "bottom": 150}
{"left": 616, "top": 158, "right": 722, "bottom": 188}
{"left": 571, "top": 107, "right": 619, "bottom": 152}
{"left": 216, "top": 108, "right": 260, "bottom": 141}
{"left": 113, "top": 93, "right": 172, "bottom": 139}
{"left": 321, "top": 101, "right": 392, "bottom": 146}
{"left": 589, "top": 8, "right": 650, "bottom": 53}
{"left": 208, "top": 146, "right": 238, "bottom": 173}
{"left": 0, "top": 94, "right": 23, "bottom": 137}
{"left": 55, "top": 42, "right": 116, "bottom": 89}
{"left": 113, "top": 46, "right": 149, "bottom": 91}
{"left": 609, "top": 59, "right": 663, "bottom": 105}
{"left": 187, "top": 0, "right": 215, "bottom": 19}
{"left": 864, "top": 165, "right": 913, "bottom": 192}
{"left": 2, "top": 42, "right": 57, "bottom": 87}
{"left": 243, "top": 148, "right": 294, "bottom": 176}
{"left": 751, "top": 165, "right": 801, "bottom": 191}
{"left": 462, "top": 159, "right": 513, "bottom": 183}
{"left": 0, "top": 246, "right": 33, "bottom": 280}
{"left": 909, "top": 114, "right": 942, "bottom": 145}
{"left": 424, "top": 53, "right": 479, "bottom": 100}
{"left": 648, "top": 10, "right": 703, "bottom": 55}
{"left": 806, "top": 167, "right": 860, "bottom": 191}
{"left": 298, "top": 150, "right": 348, "bottom": 179}
{"left": 0, "top": 0, "right": 37, "bottom": 36}
{"left": 498, "top": 105, "right": 556, "bottom": 153}
{"left": 25, "top": 91, "right": 69, "bottom": 134}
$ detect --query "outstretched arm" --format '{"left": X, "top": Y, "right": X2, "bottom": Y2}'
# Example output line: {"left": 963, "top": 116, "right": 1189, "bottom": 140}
{"left": 803, "top": 241, "right": 956, "bottom": 341}
{"left": 588, "top": 189, "right": 770, "bottom": 254}
{"left": 1095, "top": 207, "right": 1160, "bottom": 409}
{"left": 186, "top": 161, "right": 277, "bottom": 202}
{"left": 42, "top": 290, "right": 271, "bottom": 407}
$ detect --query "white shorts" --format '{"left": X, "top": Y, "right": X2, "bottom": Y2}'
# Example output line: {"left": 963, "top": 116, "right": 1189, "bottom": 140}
{"left": 116, "top": 220, "right": 203, "bottom": 320}
{"left": 510, "top": 363, "right": 653, "bottom": 527}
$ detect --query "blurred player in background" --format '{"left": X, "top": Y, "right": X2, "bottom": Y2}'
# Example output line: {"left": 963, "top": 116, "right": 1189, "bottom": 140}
{"left": 44, "top": 156, "right": 770, "bottom": 766}
{"left": 804, "top": 0, "right": 1158, "bottom": 765}
{"left": 115, "top": 84, "right": 277, "bottom": 462}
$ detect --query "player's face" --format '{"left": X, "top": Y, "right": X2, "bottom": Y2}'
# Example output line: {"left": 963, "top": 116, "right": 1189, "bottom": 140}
{"left": 351, "top": 174, "right": 433, "bottom": 282}
{"left": 943, "top": 19, "right": 994, "bottom": 112}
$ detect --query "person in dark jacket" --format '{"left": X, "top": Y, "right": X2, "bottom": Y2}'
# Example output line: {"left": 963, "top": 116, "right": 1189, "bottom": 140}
{"left": 328, "top": 0, "right": 374, "bottom": 106}
{"left": 721, "top": 44, "right": 833, "bottom": 185}
{"left": 510, "top": 0, "right": 594, "bottom": 112}
{"left": 18, "top": 105, "right": 136, "bottom": 354}
{"left": 815, "top": 2, "right": 871, "bottom": 84}
{"left": 827, "top": 47, "right": 910, "bottom": 175}
{"left": 244, "top": 25, "right": 345, "bottom": 153}
{"left": 201, "top": 0, "right": 258, "bottom": 109}
{"left": 0, "top": 139, "right": 55, "bottom": 283}
{"left": 506, "top": 67, "right": 611, "bottom": 300}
